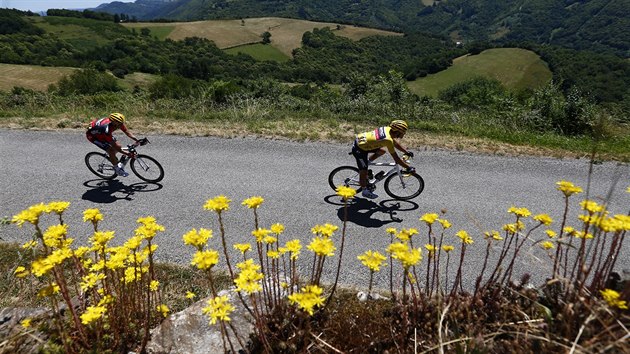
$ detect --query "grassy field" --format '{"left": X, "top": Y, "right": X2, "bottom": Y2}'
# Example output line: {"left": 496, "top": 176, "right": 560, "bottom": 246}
{"left": 0, "top": 64, "right": 158, "bottom": 92}
{"left": 0, "top": 64, "right": 76, "bottom": 92}
{"left": 408, "top": 48, "right": 552, "bottom": 97}
{"left": 123, "top": 17, "right": 401, "bottom": 57}
{"left": 224, "top": 43, "right": 291, "bottom": 62}
{"left": 27, "top": 16, "right": 128, "bottom": 50}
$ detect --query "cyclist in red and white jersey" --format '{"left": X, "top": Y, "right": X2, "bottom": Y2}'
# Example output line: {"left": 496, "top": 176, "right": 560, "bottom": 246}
{"left": 352, "top": 120, "right": 415, "bottom": 199}
{"left": 86, "top": 112, "right": 139, "bottom": 177}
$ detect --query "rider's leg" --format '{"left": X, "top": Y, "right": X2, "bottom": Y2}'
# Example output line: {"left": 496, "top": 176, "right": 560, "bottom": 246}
{"left": 106, "top": 146, "right": 119, "bottom": 166}
{"left": 369, "top": 148, "right": 386, "bottom": 162}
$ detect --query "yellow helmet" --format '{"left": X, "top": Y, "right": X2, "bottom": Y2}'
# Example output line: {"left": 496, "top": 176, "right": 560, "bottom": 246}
{"left": 389, "top": 120, "right": 408, "bottom": 133}
{"left": 109, "top": 112, "right": 125, "bottom": 124}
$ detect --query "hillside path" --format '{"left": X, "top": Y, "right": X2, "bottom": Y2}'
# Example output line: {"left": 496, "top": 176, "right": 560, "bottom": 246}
{"left": 1, "top": 129, "right": 628, "bottom": 289}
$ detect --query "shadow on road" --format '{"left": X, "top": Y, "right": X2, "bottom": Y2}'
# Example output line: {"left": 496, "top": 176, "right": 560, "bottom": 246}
{"left": 82, "top": 179, "right": 163, "bottom": 203}
{"left": 324, "top": 195, "right": 419, "bottom": 228}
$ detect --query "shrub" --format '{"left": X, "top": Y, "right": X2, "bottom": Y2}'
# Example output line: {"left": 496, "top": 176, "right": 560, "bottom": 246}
{"left": 54, "top": 69, "right": 121, "bottom": 96}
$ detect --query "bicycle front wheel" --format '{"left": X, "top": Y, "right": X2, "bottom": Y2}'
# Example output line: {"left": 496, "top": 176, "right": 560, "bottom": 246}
{"left": 328, "top": 166, "right": 361, "bottom": 191}
{"left": 130, "top": 154, "right": 164, "bottom": 183}
{"left": 384, "top": 172, "right": 425, "bottom": 200}
{"left": 85, "top": 152, "right": 117, "bottom": 179}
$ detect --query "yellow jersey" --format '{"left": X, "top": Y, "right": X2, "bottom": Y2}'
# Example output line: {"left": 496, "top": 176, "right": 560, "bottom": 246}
{"left": 355, "top": 126, "right": 395, "bottom": 153}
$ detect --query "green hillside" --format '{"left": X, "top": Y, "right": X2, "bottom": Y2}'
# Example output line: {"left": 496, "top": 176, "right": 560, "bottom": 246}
{"left": 408, "top": 48, "right": 552, "bottom": 97}
{"left": 96, "top": 0, "right": 630, "bottom": 57}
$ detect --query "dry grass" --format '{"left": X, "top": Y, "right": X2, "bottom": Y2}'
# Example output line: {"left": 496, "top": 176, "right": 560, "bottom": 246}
{"left": 0, "top": 64, "right": 76, "bottom": 92}
{"left": 123, "top": 17, "right": 401, "bottom": 56}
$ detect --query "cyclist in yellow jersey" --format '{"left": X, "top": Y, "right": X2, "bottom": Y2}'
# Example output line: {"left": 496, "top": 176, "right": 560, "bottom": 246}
{"left": 352, "top": 120, "right": 415, "bottom": 199}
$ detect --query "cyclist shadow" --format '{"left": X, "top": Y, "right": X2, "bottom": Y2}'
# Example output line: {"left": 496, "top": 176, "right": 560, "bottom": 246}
{"left": 325, "top": 195, "right": 419, "bottom": 228}
{"left": 82, "top": 179, "right": 163, "bottom": 203}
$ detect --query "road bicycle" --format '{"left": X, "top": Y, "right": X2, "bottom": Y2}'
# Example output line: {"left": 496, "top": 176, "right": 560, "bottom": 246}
{"left": 85, "top": 138, "right": 165, "bottom": 183}
{"left": 328, "top": 154, "right": 424, "bottom": 200}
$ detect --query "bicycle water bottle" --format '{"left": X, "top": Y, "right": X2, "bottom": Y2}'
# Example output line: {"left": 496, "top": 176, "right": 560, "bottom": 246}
{"left": 120, "top": 155, "right": 127, "bottom": 164}
{"left": 375, "top": 171, "right": 385, "bottom": 180}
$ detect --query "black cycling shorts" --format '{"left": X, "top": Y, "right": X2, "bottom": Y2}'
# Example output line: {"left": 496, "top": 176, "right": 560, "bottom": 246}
{"left": 351, "top": 141, "right": 377, "bottom": 171}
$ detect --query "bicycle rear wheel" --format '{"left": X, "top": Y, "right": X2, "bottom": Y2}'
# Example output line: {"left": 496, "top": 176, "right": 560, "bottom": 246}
{"left": 328, "top": 166, "right": 361, "bottom": 191}
{"left": 384, "top": 172, "right": 424, "bottom": 200}
{"left": 130, "top": 154, "right": 164, "bottom": 183}
{"left": 85, "top": 152, "right": 117, "bottom": 179}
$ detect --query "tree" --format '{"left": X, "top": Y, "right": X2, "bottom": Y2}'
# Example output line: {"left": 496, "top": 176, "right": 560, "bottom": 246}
{"left": 262, "top": 31, "right": 271, "bottom": 44}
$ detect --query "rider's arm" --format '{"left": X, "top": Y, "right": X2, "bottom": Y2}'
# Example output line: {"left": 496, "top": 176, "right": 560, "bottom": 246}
{"left": 393, "top": 139, "right": 411, "bottom": 156}
{"left": 391, "top": 151, "right": 411, "bottom": 169}
{"left": 120, "top": 124, "right": 139, "bottom": 142}
{"left": 124, "top": 130, "right": 139, "bottom": 142}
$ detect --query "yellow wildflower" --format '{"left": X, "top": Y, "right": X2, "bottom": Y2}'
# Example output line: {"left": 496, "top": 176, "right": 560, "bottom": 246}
{"left": 191, "top": 250, "right": 220, "bottom": 270}
{"left": 271, "top": 223, "right": 285, "bottom": 235}
{"left": 43, "top": 224, "right": 68, "bottom": 248}
{"left": 484, "top": 230, "right": 503, "bottom": 241}
{"left": 234, "top": 267, "right": 263, "bottom": 294}
{"left": 533, "top": 214, "right": 553, "bottom": 226}
{"left": 442, "top": 245, "right": 455, "bottom": 252}
{"left": 91, "top": 231, "right": 115, "bottom": 248}
{"left": 267, "top": 250, "right": 280, "bottom": 259}
{"left": 202, "top": 295, "right": 235, "bottom": 324}
{"left": 546, "top": 230, "right": 557, "bottom": 238}
{"left": 31, "top": 258, "right": 54, "bottom": 277}
{"left": 12, "top": 203, "right": 46, "bottom": 227}
{"left": 74, "top": 246, "right": 90, "bottom": 258}
{"left": 386, "top": 227, "right": 397, "bottom": 235}
{"left": 242, "top": 196, "right": 264, "bottom": 209}
{"left": 420, "top": 213, "right": 439, "bottom": 225}
{"left": 288, "top": 285, "right": 325, "bottom": 316}
{"left": 37, "top": 283, "right": 60, "bottom": 297}
{"left": 14, "top": 266, "right": 29, "bottom": 278}
{"left": 135, "top": 217, "right": 164, "bottom": 240}
{"left": 357, "top": 250, "right": 387, "bottom": 272}
{"left": 557, "top": 180, "right": 583, "bottom": 197}
{"left": 21, "top": 318, "right": 32, "bottom": 329}
{"left": 456, "top": 230, "right": 473, "bottom": 244}
{"left": 396, "top": 248, "right": 422, "bottom": 269}
{"left": 233, "top": 243, "right": 251, "bottom": 254}
{"left": 83, "top": 208, "right": 103, "bottom": 223}
{"left": 204, "top": 195, "right": 231, "bottom": 213}
{"left": 307, "top": 237, "right": 336, "bottom": 257}
{"left": 540, "top": 241, "right": 554, "bottom": 250}
{"left": 580, "top": 200, "right": 604, "bottom": 214}
{"left": 186, "top": 291, "right": 196, "bottom": 299}
{"left": 312, "top": 224, "right": 338, "bottom": 238}
{"left": 182, "top": 228, "right": 213, "bottom": 248}
{"left": 438, "top": 219, "right": 452, "bottom": 229}
{"left": 263, "top": 235, "right": 277, "bottom": 244}
{"left": 508, "top": 206, "right": 531, "bottom": 218}
{"left": 80, "top": 272, "right": 106, "bottom": 291}
{"left": 46, "top": 201, "right": 70, "bottom": 214}
{"left": 425, "top": 244, "right": 437, "bottom": 256}
{"left": 600, "top": 289, "right": 628, "bottom": 310}
{"left": 156, "top": 304, "right": 170, "bottom": 318}
{"left": 251, "top": 228, "right": 270, "bottom": 243}
{"left": 21, "top": 240, "right": 37, "bottom": 249}
{"left": 336, "top": 185, "right": 356, "bottom": 200}
{"left": 150, "top": 280, "right": 160, "bottom": 291}
{"left": 81, "top": 306, "right": 106, "bottom": 325}
{"left": 285, "top": 239, "right": 302, "bottom": 260}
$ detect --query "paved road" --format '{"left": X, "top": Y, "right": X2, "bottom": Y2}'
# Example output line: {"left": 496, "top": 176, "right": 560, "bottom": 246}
{"left": 1, "top": 129, "right": 628, "bottom": 290}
